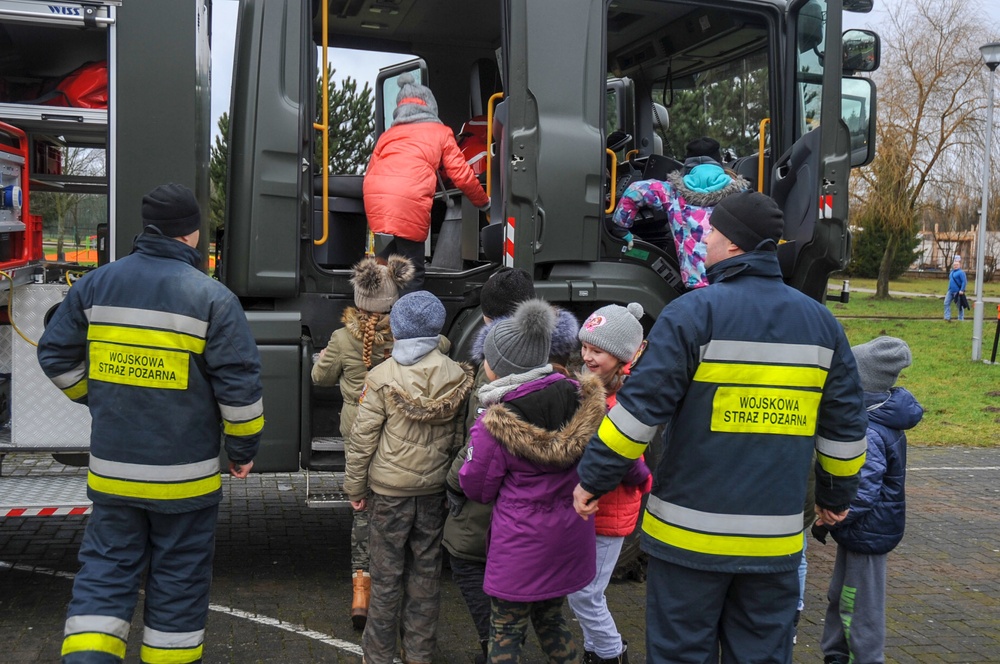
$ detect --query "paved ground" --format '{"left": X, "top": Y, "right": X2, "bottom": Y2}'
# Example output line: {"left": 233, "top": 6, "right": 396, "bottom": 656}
{"left": 1, "top": 446, "right": 998, "bottom": 663}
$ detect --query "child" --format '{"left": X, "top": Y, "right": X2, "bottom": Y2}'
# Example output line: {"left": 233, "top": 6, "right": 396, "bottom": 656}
{"left": 569, "top": 303, "right": 653, "bottom": 664}
{"left": 364, "top": 73, "right": 490, "bottom": 292}
{"left": 459, "top": 299, "right": 606, "bottom": 664}
{"left": 344, "top": 290, "right": 475, "bottom": 664}
{"left": 609, "top": 137, "right": 748, "bottom": 289}
{"left": 310, "top": 254, "right": 413, "bottom": 630}
{"left": 816, "top": 336, "right": 923, "bottom": 664}
{"left": 443, "top": 269, "right": 579, "bottom": 664}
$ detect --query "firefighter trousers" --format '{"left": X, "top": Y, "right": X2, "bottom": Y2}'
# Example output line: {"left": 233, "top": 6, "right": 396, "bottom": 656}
{"left": 61, "top": 502, "right": 219, "bottom": 664}
{"left": 645, "top": 556, "right": 798, "bottom": 663}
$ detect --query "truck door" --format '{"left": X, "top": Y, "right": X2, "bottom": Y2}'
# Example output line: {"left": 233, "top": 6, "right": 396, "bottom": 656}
{"left": 502, "top": 0, "right": 605, "bottom": 271}
{"left": 773, "top": 0, "right": 851, "bottom": 301}
{"left": 222, "top": 0, "right": 311, "bottom": 298}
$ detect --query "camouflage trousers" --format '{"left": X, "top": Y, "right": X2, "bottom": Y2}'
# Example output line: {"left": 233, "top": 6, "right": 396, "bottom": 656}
{"left": 363, "top": 492, "right": 447, "bottom": 664}
{"left": 351, "top": 497, "right": 370, "bottom": 571}
{"left": 489, "top": 596, "right": 580, "bottom": 664}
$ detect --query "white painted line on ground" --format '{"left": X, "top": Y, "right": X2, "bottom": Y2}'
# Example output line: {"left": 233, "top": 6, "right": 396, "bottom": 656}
{"left": 909, "top": 467, "right": 1000, "bottom": 471}
{"left": 0, "top": 560, "right": 392, "bottom": 661}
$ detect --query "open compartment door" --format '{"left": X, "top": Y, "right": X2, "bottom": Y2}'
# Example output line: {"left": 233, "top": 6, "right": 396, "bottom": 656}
{"left": 222, "top": 0, "right": 312, "bottom": 298}
{"left": 773, "top": 0, "right": 851, "bottom": 302}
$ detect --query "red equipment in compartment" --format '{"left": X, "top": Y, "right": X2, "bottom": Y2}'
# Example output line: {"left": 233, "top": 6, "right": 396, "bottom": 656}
{"left": 0, "top": 121, "right": 44, "bottom": 268}
{"left": 40, "top": 61, "right": 108, "bottom": 109}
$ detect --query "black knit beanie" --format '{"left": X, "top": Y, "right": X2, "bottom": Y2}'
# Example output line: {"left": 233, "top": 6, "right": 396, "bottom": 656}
{"left": 142, "top": 183, "right": 201, "bottom": 237}
{"left": 709, "top": 191, "right": 784, "bottom": 252}
{"left": 685, "top": 137, "right": 723, "bottom": 164}
{"left": 480, "top": 267, "right": 536, "bottom": 319}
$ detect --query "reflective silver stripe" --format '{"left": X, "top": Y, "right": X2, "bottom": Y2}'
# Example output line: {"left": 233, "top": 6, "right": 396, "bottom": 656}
{"left": 89, "top": 456, "right": 220, "bottom": 482}
{"left": 816, "top": 435, "right": 867, "bottom": 459}
{"left": 606, "top": 403, "right": 658, "bottom": 444}
{"left": 65, "top": 615, "right": 131, "bottom": 639}
{"left": 219, "top": 399, "right": 263, "bottom": 422}
{"left": 143, "top": 626, "right": 205, "bottom": 648}
{"left": 51, "top": 362, "right": 87, "bottom": 389}
{"left": 88, "top": 305, "right": 208, "bottom": 338}
{"left": 646, "top": 495, "right": 804, "bottom": 536}
{"left": 699, "top": 340, "right": 834, "bottom": 369}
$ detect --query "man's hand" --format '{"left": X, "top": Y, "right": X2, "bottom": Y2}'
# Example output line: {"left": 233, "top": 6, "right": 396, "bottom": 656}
{"left": 351, "top": 499, "right": 367, "bottom": 511}
{"left": 815, "top": 506, "right": 849, "bottom": 527}
{"left": 573, "top": 483, "right": 599, "bottom": 520}
{"left": 229, "top": 460, "right": 254, "bottom": 479}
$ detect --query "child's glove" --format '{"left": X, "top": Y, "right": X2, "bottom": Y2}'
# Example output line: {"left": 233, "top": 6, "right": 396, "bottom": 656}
{"left": 810, "top": 522, "right": 829, "bottom": 544}
{"left": 478, "top": 202, "right": 491, "bottom": 212}
{"left": 446, "top": 488, "right": 467, "bottom": 517}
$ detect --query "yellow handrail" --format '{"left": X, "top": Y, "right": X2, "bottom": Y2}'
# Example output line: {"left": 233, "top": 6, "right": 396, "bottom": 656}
{"left": 486, "top": 92, "right": 504, "bottom": 199}
{"left": 313, "top": 0, "right": 330, "bottom": 246}
{"left": 605, "top": 149, "right": 618, "bottom": 214}
{"left": 625, "top": 149, "right": 639, "bottom": 161}
{"left": 757, "top": 118, "right": 770, "bottom": 193}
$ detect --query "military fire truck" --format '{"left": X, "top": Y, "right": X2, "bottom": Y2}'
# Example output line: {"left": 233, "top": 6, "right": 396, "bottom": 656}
{"left": 0, "top": 0, "right": 878, "bottom": 516}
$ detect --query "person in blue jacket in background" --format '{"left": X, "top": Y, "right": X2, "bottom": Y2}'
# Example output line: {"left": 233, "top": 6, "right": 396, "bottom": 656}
{"left": 944, "top": 255, "right": 967, "bottom": 321}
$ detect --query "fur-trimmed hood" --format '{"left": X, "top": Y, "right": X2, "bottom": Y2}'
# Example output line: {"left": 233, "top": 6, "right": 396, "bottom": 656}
{"left": 341, "top": 307, "right": 393, "bottom": 346}
{"left": 480, "top": 372, "right": 605, "bottom": 469}
{"left": 387, "top": 362, "right": 476, "bottom": 423}
{"left": 666, "top": 166, "right": 748, "bottom": 207}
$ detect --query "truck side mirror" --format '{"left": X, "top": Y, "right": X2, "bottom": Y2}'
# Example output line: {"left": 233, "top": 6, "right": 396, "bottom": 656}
{"left": 842, "top": 77, "right": 877, "bottom": 168}
{"left": 843, "top": 30, "right": 880, "bottom": 73}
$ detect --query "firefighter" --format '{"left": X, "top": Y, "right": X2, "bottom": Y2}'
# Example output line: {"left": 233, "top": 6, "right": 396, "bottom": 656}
{"left": 38, "top": 183, "right": 263, "bottom": 664}
{"left": 573, "top": 191, "right": 869, "bottom": 663}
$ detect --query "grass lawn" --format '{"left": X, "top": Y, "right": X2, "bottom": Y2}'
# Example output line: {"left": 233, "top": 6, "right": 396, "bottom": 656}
{"left": 830, "top": 276, "right": 1000, "bottom": 299}
{"left": 826, "top": 292, "right": 1000, "bottom": 447}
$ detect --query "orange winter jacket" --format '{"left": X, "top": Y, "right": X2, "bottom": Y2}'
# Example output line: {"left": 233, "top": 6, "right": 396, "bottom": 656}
{"left": 364, "top": 121, "right": 490, "bottom": 242}
{"left": 595, "top": 391, "right": 653, "bottom": 537}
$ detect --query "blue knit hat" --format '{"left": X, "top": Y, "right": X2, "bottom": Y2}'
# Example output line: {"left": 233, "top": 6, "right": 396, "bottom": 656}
{"left": 390, "top": 291, "right": 445, "bottom": 340}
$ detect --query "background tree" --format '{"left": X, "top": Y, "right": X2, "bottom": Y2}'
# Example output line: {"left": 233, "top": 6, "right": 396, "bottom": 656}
{"left": 851, "top": 0, "right": 991, "bottom": 297}
{"left": 31, "top": 147, "right": 105, "bottom": 261}
{"left": 208, "top": 112, "right": 229, "bottom": 233}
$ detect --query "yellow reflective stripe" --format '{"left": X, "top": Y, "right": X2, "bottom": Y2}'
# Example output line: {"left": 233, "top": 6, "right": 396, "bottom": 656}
{"left": 88, "top": 470, "right": 221, "bottom": 501}
{"left": 597, "top": 416, "right": 646, "bottom": 460}
{"left": 641, "top": 510, "right": 804, "bottom": 557}
{"left": 140, "top": 644, "right": 204, "bottom": 663}
{"left": 223, "top": 415, "right": 264, "bottom": 437}
{"left": 62, "top": 632, "right": 127, "bottom": 659}
{"left": 817, "top": 450, "right": 867, "bottom": 477}
{"left": 88, "top": 324, "right": 206, "bottom": 354}
{"left": 693, "top": 362, "right": 828, "bottom": 388}
{"left": 62, "top": 378, "right": 89, "bottom": 401}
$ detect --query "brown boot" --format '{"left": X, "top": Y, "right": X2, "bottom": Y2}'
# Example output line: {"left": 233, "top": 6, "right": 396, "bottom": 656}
{"left": 351, "top": 570, "right": 370, "bottom": 630}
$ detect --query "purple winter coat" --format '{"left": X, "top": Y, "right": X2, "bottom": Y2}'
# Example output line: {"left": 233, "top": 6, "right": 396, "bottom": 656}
{"left": 459, "top": 371, "right": 606, "bottom": 602}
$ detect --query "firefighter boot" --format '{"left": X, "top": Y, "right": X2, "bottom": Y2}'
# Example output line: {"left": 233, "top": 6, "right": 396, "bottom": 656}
{"left": 351, "top": 570, "right": 371, "bottom": 630}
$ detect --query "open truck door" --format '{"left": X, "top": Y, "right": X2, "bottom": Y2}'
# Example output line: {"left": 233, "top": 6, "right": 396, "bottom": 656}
{"left": 772, "top": 0, "right": 851, "bottom": 302}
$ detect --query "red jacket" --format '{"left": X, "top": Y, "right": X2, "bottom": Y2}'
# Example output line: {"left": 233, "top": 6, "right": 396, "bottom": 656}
{"left": 595, "top": 392, "right": 653, "bottom": 537}
{"left": 364, "top": 122, "right": 489, "bottom": 242}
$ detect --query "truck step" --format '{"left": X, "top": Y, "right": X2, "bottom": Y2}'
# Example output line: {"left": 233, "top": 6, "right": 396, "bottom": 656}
{"left": 311, "top": 437, "right": 344, "bottom": 452}
{"left": 0, "top": 475, "right": 91, "bottom": 517}
{"left": 305, "top": 490, "right": 353, "bottom": 512}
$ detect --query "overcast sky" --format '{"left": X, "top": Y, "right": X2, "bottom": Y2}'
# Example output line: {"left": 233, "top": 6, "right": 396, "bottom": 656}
{"left": 210, "top": 0, "right": 1000, "bottom": 140}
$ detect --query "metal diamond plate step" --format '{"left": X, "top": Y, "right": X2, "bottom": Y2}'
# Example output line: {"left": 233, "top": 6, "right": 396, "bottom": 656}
{"left": 0, "top": 475, "right": 90, "bottom": 516}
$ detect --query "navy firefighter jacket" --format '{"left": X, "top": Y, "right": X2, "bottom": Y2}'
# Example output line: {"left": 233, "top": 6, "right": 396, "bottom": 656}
{"left": 37, "top": 232, "right": 264, "bottom": 513}
{"left": 576, "top": 250, "right": 868, "bottom": 574}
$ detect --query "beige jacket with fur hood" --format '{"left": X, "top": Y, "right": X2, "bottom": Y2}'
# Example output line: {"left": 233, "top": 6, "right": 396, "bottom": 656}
{"left": 311, "top": 307, "right": 394, "bottom": 437}
{"left": 345, "top": 348, "right": 474, "bottom": 500}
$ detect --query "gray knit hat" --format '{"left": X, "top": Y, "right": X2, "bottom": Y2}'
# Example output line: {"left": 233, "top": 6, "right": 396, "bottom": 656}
{"left": 484, "top": 299, "right": 556, "bottom": 378}
{"left": 480, "top": 267, "right": 536, "bottom": 319}
{"left": 578, "top": 303, "right": 645, "bottom": 363}
{"left": 393, "top": 73, "right": 440, "bottom": 125}
{"left": 390, "top": 291, "right": 446, "bottom": 340}
{"left": 350, "top": 255, "right": 414, "bottom": 314}
{"left": 851, "top": 336, "right": 912, "bottom": 393}
{"left": 709, "top": 191, "right": 784, "bottom": 252}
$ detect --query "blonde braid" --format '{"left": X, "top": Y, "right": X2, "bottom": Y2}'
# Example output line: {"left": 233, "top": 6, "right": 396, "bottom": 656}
{"left": 361, "top": 312, "right": 380, "bottom": 369}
